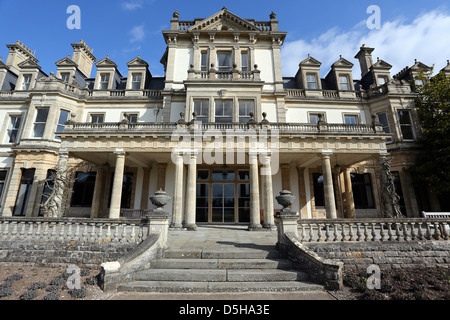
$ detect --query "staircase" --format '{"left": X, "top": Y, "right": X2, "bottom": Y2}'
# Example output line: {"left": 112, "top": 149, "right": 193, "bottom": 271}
{"left": 118, "top": 246, "right": 324, "bottom": 293}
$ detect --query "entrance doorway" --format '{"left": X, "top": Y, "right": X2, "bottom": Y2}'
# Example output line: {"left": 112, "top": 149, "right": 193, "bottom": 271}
{"left": 196, "top": 168, "right": 250, "bottom": 224}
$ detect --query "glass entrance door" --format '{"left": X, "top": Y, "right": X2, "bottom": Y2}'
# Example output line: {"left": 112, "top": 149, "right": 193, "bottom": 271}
{"left": 212, "top": 183, "right": 235, "bottom": 223}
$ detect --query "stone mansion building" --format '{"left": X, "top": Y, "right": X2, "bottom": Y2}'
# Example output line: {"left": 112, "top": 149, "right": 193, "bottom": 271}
{"left": 0, "top": 8, "right": 448, "bottom": 228}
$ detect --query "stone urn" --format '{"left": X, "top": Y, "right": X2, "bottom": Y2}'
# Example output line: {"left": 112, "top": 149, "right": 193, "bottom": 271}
{"left": 275, "top": 190, "right": 296, "bottom": 215}
{"left": 149, "top": 189, "right": 171, "bottom": 214}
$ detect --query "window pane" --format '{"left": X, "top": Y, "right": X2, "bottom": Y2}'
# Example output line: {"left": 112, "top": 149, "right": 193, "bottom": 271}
{"left": 201, "top": 52, "right": 208, "bottom": 71}
{"left": 241, "top": 53, "right": 248, "bottom": 71}
{"left": 377, "top": 113, "right": 390, "bottom": 133}
{"left": 309, "top": 113, "right": 323, "bottom": 124}
{"left": 312, "top": 173, "right": 324, "bottom": 207}
{"left": 378, "top": 76, "right": 387, "bottom": 85}
{"left": 344, "top": 115, "right": 358, "bottom": 124}
{"left": 398, "top": 110, "right": 411, "bottom": 124}
{"left": 215, "top": 100, "right": 233, "bottom": 122}
{"left": 351, "top": 173, "right": 375, "bottom": 209}
{"left": 306, "top": 74, "right": 317, "bottom": 89}
{"left": 339, "top": 75, "right": 349, "bottom": 90}
{"left": 217, "top": 52, "right": 232, "bottom": 70}
{"left": 91, "top": 115, "right": 104, "bottom": 123}
{"left": 239, "top": 100, "right": 254, "bottom": 123}
{"left": 35, "top": 108, "right": 49, "bottom": 123}
{"left": 194, "top": 100, "right": 209, "bottom": 122}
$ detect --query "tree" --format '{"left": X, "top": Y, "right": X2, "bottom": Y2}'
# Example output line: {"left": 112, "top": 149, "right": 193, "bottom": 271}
{"left": 411, "top": 70, "right": 450, "bottom": 197}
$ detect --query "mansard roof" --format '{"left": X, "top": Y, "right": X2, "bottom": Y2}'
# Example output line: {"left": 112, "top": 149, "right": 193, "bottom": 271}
{"left": 189, "top": 7, "right": 261, "bottom": 32}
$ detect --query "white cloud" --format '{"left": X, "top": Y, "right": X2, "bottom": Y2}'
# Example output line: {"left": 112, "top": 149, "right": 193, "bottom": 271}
{"left": 121, "top": 1, "right": 144, "bottom": 11}
{"left": 129, "top": 25, "right": 146, "bottom": 43}
{"left": 281, "top": 10, "right": 450, "bottom": 79}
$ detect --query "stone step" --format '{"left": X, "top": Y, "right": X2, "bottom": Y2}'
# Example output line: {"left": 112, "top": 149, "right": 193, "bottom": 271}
{"left": 118, "top": 281, "right": 324, "bottom": 293}
{"left": 135, "top": 268, "right": 307, "bottom": 282}
{"left": 164, "top": 249, "right": 279, "bottom": 260}
{"left": 150, "top": 258, "right": 293, "bottom": 270}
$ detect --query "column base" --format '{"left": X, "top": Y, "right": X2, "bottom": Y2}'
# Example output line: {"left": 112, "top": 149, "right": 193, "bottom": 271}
{"left": 183, "top": 224, "right": 197, "bottom": 231}
{"left": 170, "top": 223, "right": 184, "bottom": 230}
{"left": 248, "top": 224, "right": 263, "bottom": 231}
{"left": 262, "top": 223, "right": 277, "bottom": 231}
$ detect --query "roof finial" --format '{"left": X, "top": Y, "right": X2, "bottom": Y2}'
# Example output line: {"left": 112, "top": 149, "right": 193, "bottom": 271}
{"left": 173, "top": 10, "right": 180, "bottom": 19}
{"left": 270, "top": 11, "right": 277, "bottom": 19}
{"left": 222, "top": 6, "right": 228, "bottom": 11}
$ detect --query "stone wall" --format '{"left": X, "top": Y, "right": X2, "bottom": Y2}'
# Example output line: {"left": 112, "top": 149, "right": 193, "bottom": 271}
{"left": 305, "top": 241, "right": 450, "bottom": 271}
{"left": 0, "top": 239, "right": 139, "bottom": 268}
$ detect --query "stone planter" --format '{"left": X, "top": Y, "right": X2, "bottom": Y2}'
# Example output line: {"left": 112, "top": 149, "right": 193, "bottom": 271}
{"left": 149, "top": 189, "right": 171, "bottom": 214}
{"left": 275, "top": 190, "right": 296, "bottom": 215}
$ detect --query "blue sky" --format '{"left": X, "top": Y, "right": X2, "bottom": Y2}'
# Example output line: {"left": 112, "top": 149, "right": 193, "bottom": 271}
{"left": 0, "top": 0, "right": 449, "bottom": 78}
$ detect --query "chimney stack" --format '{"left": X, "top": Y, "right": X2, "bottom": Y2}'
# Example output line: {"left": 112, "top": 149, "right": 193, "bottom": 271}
{"left": 71, "top": 40, "right": 97, "bottom": 78}
{"left": 354, "top": 44, "right": 375, "bottom": 78}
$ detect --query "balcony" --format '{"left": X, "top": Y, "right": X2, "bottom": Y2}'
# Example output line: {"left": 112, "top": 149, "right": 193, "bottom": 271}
{"left": 62, "top": 119, "right": 385, "bottom": 137}
{"left": 187, "top": 66, "right": 261, "bottom": 82}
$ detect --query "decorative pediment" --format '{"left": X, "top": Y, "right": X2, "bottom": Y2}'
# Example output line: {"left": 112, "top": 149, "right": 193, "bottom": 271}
{"left": 55, "top": 56, "right": 78, "bottom": 67}
{"left": 299, "top": 55, "right": 322, "bottom": 67}
{"left": 189, "top": 8, "right": 261, "bottom": 32}
{"left": 332, "top": 56, "right": 354, "bottom": 68}
{"left": 95, "top": 56, "right": 118, "bottom": 68}
{"left": 371, "top": 58, "right": 392, "bottom": 70}
{"left": 18, "top": 58, "right": 42, "bottom": 70}
{"left": 127, "top": 56, "right": 149, "bottom": 67}
{"left": 410, "top": 59, "right": 431, "bottom": 71}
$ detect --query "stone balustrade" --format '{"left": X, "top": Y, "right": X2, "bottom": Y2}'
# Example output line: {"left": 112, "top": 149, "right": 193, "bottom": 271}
{"left": 297, "top": 218, "right": 450, "bottom": 243}
{"left": 63, "top": 120, "right": 384, "bottom": 136}
{"left": 0, "top": 217, "right": 150, "bottom": 244}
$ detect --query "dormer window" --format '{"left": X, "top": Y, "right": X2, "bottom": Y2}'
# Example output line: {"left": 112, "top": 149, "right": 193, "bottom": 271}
{"left": 339, "top": 75, "right": 350, "bottom": 91}
{"left": 306, "top": 74, "right": 318, "bottom": 89}
{"left": 217, "top": 52, "right": 232, "bottom": 71}
{"left": 378, "top": 76, "right": 388, "bottom": 85}
{"left": 131, "top": 73, "right": 142, "bottom": 90}
{"left": 22, "top": 75, "right": 32, "bottom": 90}
{"left": 61, "top": 73, "right": 70, "bottom": 83}
{"left": 99, "top": 74, "right": 110, "bottom": 90}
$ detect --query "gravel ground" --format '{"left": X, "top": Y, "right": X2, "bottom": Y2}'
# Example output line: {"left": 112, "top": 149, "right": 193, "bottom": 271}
{"left": 0, "top": 263, "right": 112, "bottom": 301}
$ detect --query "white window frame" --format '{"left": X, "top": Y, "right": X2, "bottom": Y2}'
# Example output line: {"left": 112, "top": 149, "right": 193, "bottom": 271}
{"left": 0, "top": 169, "right": 9, "bottom": 205}
{"left": 241, "top": 52, "right": 249, "bottom": 72}
{"left": 131, "top": 73, "right": 142, "bottom": 90}
{"left": 308, "top": 112, "right": 326, "bottom": 124}
{"left": 201, "top": 52, "right": 208, "bottom": 72}
{"left": 33, "top": 107, "right": 49, "bottom": 138}
{"left": 397, "top": 109, "right": 415, "bottom": 141}
{"left": 343, "top": 113, "right": 359, "bottom": 125}
{"left": 339, "top": 74, "right": 350, "bottom": 91}
{"left": 193, "top": 99, "right": 209, "bottom": 122}
{"left": 61, "top": 73, "right": 70, "bottom": 83}
{"left": 5, "top": 114, "right": 22, "bottom": 144}
{"left": 55, "top": 109, "right": 70, "bottom": 140}
{"left": 217, "top": 52, "right": 232, "bottom": 71}
{"left": 238, "top": 100, "right": 255, "bottom": 123}
{"left": 214, "top": 99, "right": 233, "bottom": 123}
{"left": 99, "top": 74, "right": 110, "bottom": 90}
{"left": 22, "top": 74, "right": 32, "bottom": 90}
{"left": 90, "top": 113, "right": 105, "bottom": 124}
{"left": 306, "top": 73, "right": 318, "bottom": 89}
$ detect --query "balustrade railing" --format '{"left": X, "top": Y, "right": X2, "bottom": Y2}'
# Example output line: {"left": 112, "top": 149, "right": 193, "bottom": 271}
{"left": 297, "top": 218, "right": 450, "bottom": 243}
{"left": 0, "top": 217, "right": 150, "bottom": 244}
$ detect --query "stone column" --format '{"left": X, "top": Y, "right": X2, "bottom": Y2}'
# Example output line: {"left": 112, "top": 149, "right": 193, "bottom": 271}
{"left": 171, "top": 153, "right": 184, "bottom": 229}
{"left": 322, "top": 152, "right": 337, "bottom": 219}
{"left": 109, "top": 150, "right": 126, "bottom": 219}
{"left": 262, "top": 155, "right": 275, "bottom": 229}
{"left": 91, "top": 165, "right": 105, "bottom": 218}
{"left": 249, "top": 152, "right": 262, "bottom": 230}
{"left": 296, "top": 166, "right": 308, "bottom": 219}
{"left": 342, "top": 167, "right": 355, "bottom": 218}
{"left": 184, "top": 152, "right": 197, "bottom": 230}
{"left": 140, "top": 167, "right": 151, "bottom": 210}
{"left": 156, "top": 163, "right": 167, "bottom": 191}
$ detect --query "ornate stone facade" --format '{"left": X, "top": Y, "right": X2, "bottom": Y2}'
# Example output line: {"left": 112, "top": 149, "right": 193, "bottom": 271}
{"left": 0, "top": 8, "right": 448, "bottom": 227}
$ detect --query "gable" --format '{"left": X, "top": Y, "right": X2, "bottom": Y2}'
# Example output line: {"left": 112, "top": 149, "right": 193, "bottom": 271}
{"left": 127, "top": 56, "right": 149, "bottom": 67}
{"left": 189, "top": 8, "right": 261, "bottom": 32}
{"left": 299, "top": 55, "right": 322, "bottom": 67}
{"left": 371, "top": 59, "right": 392, "bottom": 70}
{"left": 332, "top": 56, "right": 354, "bottom": 68}
{"left": 96, "top": 56, "right": 118, "bottom": 68}
{"left": 55, "top": 56, "right": 78, "bottom": 67}
{"left": 18, "top": 58, "right": 41, "bottom": 70}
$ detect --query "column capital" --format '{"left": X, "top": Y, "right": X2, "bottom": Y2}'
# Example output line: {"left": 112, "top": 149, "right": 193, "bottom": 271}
{"left": 320, "top": 150, "right": 333, "bottom": 158}
{"left": 114, "top": 148, "right": 126, "bottom": 157}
